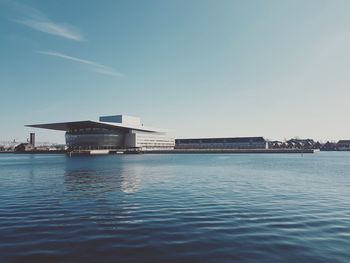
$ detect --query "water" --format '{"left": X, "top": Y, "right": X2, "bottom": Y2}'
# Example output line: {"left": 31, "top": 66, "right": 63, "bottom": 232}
{"left": 0, "top": 153, "right": 350, "bottom": 263}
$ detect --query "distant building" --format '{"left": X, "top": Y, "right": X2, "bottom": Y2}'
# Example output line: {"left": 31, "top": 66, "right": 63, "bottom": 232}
{"left": 321, "top": 141, "right": 337, "bottom": 151}
{"left": 314, "top": 141, "right": 322, "bottom": 149}
{"left": 14, "top": 143, "right": 35, "bottom": 152}
{"left": 336, "top": 140, "right": 350, "bottom": 151}
{"left": 27, "top": 115, "right": 174, "bottom": 151}
{"left": 51, "top": 144, "right": 67, "bottom": 151}
{"left": 268, "top": 141, "right": 284, "bottom": 149}
{"left": 175, "top": 137, "right": 268, "bottom": 149}
{"left": 30, "top": 133, "right": 35, "bottom": 147}
{"left": 286, "top": 139, "right": 316, "bottom": 149}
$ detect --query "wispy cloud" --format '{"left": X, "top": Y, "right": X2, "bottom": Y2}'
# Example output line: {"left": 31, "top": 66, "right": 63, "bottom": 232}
{"left": 18, "top": 19, "right": 83, "bottom": 41}
{"left": 11, "top": 2, "right": 84, "bottom": 41}
{"left": 37, "top": 50, "right": 124, "bottom": 77}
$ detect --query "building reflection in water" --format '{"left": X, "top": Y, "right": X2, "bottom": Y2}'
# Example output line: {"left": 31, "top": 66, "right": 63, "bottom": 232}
{"left": 64, "top": 155, "right": 144, "bottom": 197}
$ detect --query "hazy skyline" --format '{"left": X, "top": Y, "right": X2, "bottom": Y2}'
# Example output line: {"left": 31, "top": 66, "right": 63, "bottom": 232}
{"left": 1, "top": 0, "right": 350, "bottom": 143}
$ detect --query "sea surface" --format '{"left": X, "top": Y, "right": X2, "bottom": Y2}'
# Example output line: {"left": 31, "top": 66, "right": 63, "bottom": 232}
{"left": 0, "top": 152, "right": 350, "bottom": 263}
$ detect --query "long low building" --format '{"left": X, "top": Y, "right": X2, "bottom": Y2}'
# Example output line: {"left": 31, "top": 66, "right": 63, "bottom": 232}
{"left": 27, "top": 115, "right": 175, "bottom": 152}
{"left": 175, "top": 137, "right": 268, "bottom": 149}
{"left": 336, "top": 140, "right": 350, "bottom": 151}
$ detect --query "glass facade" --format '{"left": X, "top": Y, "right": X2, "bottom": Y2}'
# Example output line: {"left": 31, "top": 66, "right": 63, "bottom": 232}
{"left": 65, "top": 128, "right": 126, "bottom": 150}
{"left": 65, "top": 127, "right": 175, "bottom": 151}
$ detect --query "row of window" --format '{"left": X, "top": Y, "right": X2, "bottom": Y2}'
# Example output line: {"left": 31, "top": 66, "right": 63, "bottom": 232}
{"left": 138, "top": 143, "right": 175, "bottom": 147}
{"left": 67, "top": 128, "right": 122, "bottom": 134}
{"left": 136, "top": 136, "right": 174, "bottom": 142}
{"left": 137, "top": 140, "right": 174, "bottom": 143}
{"left": 176, "top": 145, "right": 267, "bottom": 149}
{"left": 176, "top": 138, "right": 265, "bottom": 144}
{"left": 176, "top": 142, "right": 266, "bottom": 146}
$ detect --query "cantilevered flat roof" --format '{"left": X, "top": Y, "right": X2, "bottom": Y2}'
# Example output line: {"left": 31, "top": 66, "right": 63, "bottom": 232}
{"left": 26, "top": 120, "right": 167, "bottom": 133}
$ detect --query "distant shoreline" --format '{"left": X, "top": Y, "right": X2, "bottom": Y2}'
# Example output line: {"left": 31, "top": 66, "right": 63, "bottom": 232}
{"left": 1, "top": 149, "right": 317, "bottom": 155}
{"left": 0, "top": 150, "right": 66, "bottom": 154}
{"left": 2, "top": 148, "right": 350, "bottom": 155}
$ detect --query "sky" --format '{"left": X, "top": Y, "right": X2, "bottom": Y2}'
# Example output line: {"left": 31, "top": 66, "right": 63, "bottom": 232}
{"left": 1, "top": 0, "right": 350, "bottom": 144}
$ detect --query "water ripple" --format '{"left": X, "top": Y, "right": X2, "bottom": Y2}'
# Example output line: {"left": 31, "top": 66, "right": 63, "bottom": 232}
{"left": 1, "top": 153, "right": 350, "bottom": 262}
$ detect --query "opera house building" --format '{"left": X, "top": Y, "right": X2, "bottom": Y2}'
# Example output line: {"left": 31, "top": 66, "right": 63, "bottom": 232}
{"left": 27, "top": 115, "right": 175, "bottom": 152}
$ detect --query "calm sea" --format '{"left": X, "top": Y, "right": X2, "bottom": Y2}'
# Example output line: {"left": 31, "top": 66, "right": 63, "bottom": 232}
{"left": 0, "top": 153, "right": 350, "bottom": 263}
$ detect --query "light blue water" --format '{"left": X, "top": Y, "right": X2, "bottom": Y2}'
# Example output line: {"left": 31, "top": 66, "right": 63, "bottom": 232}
{"left": 0, "top": 153, "right": 350, "bottom": 262}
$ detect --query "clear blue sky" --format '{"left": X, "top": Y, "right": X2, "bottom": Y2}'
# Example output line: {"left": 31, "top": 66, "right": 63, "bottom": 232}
{"left": 1, "top": 0, "right": 350, "bottom": 143}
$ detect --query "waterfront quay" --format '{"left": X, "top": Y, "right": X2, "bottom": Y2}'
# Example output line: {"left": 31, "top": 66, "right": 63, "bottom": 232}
{"left": 1, "top": 148, "right": 316, "bottom": 155}
{"left": 147, "top": 148, "right": 317, "bottom": 154}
